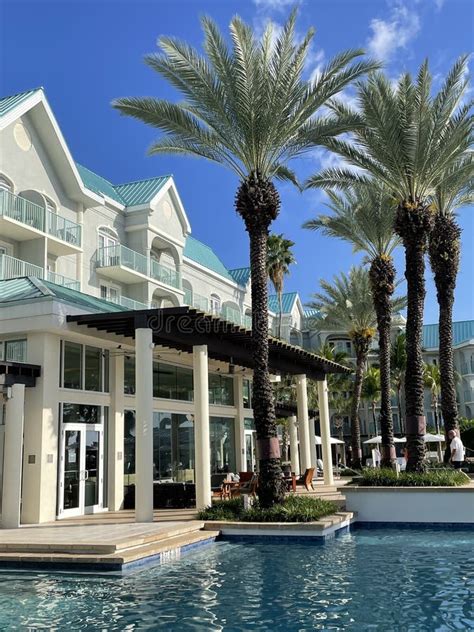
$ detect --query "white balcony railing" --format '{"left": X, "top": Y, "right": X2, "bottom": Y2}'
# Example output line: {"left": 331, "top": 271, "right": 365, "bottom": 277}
{"left": 0, "top": 254, "right": 79, "bottom": 290}
{"left": 0, "top": 190, "right": 82, "bottom": 247}
{"left": 119, "top": 295, "right": 149, "bottom": 310}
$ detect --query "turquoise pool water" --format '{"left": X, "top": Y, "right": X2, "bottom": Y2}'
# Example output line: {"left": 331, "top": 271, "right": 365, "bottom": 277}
{"left": 0, "top": 527, "right": 473, "bottom": 631}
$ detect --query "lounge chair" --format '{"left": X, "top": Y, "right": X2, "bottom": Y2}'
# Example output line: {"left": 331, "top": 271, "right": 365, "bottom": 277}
{"left": 230, "top": 473, "right": 258, "bottom": 498}
{"left": 296, "top": 467, "right": 315, "bottom": 491}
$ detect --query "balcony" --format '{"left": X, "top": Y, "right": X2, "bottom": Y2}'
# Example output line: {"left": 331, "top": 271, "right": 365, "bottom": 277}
{"left": 0, "top": 190, "right": 82, "bottom": 254}
{"left": 118, "top": 295, "right": 149, "bottom": 310}
{"left": 150, "top": 259, "right": 180, "bottom": 289}
{"left": 0, "top": 254, "right": 79, "bottom": 290}
{"left": 183, "top": 288, "right": 209, "bottom": 312}
{"left": 96, "top": 244, "right": 149, "bottom": 283}
{"left": 463, "top": 389, "right": 474, "bottom": 404}
{"left": 221, "top": 305, "right": 242, "bottom": 326}
{"left": 461, "top": 359, "right": 474, "bottom": 375}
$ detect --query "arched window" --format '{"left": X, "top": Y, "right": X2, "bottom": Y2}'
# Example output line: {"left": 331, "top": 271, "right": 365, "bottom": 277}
{"left": 182, "top": 279, "right": 193, "bottom": 306}
{"left": 98, "top": 226, "right": 119, "bottom": 249}
{"left": 0, "top": 174, "right": 14, "bottom": 193}
{"left": 210, "top": 294, "right": 221, "bottom": 315}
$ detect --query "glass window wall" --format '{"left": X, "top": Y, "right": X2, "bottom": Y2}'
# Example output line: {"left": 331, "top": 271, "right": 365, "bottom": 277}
{"left": 63, "top": 342, "right": 82, "bottom": 389}
{"left": 210, "top": 416, "right": 236, "bottom": 474}
{"left": 62, "top": 341, "right": 109, "bottom": 392}
{"left": 243, "top": 379, "right": 252, "bottom": 408}
{"left": 209, "top": 374, "right": 234, "bottom": 406}
{"left": 62, "top": 403, "right": 101, "bottom": 424}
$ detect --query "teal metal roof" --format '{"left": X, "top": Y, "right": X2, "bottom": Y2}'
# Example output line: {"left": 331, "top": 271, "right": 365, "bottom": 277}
{"left": 114, "top": 176, "right": 170, "bottom": 207}
{"left": 75, "top": 163, "right": 124, "bottom": 203}
{"left": 304, "top": 308, "right": 321, "bottom": 319}
{"left": 184, "top": 236, "right": 236, "bottom": 282}
{"left": 228, "top": 267, "right": 251, "bottom": 286}
{"left": 0, "top": 88, "right": 42, "bottom": 118}
{"left": 76, "top": 162, "right": 170, "bottom": 207}
{"left": 423, "top": 320, "right": 474, "bottom": 349}
{"left": 268, "top": 292, "right": 298, "bottom": 314}
{"left": 0, "top": 277, "right": 126, "bottom": 313}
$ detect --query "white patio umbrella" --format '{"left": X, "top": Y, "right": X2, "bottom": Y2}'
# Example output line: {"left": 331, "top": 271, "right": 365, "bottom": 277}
{"left": 315, "top": 435, "right": 345, "bottom": 445}
{"left": 423, "top": 433, "right": 445, "bottom": 443}
{"left": 364, "top": 435, "right": 406, "bottom": 444}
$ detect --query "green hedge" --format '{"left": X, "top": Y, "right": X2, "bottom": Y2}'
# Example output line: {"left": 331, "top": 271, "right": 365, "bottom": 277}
{"left": 198, "top": 495, "right": 337, "bottom": 523}
{"left": 358, "top": 467, "right": 470, "bottom": 487}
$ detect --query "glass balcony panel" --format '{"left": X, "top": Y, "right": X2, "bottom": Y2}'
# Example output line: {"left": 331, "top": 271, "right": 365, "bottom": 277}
{"left": 464, "top": 389, "right": 474, "bottom": 403}
{"left": 47, "top": 270, "right": 80, "bottom": 291}
{"left": 221, "top": 305, "right": 241, "bottom": 325}
{"left": 47, "top": 210, "right": 82, "bottom": 247}
{"left": 150, "top": 259, "right": 180, "bottom": 289}
{"left": 0, "top": 190, "right": 45, "bottom": 231}
{"left": 97, "top": 244, "right": 148, "bottom": 276}
{"left": 119, "top": 295, "right": 149, "bottom": 310}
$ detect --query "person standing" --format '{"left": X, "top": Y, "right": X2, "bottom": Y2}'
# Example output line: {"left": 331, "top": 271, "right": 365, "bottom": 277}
{"left": 448, "top": 429, "right": 465, "bottom": 469}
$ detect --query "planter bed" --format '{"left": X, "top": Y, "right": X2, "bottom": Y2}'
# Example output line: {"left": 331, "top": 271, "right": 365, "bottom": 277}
{"left": 203, "top": 511, "right": 355, "bottom": 539}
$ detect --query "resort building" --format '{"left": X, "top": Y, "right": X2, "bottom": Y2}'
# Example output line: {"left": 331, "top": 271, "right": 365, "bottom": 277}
{"left": 0, "top": 88, "right": 472, "bottom": 528}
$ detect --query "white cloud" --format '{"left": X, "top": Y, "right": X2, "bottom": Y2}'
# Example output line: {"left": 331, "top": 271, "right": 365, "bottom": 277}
{"left": 434, "top": 0, "right": 445, "bottom": 10}
{"left": 367, "top": 1, "right": 421, "bottom": 61}
{"left": 253, "top": 0, "right": 298, "bottom": 10}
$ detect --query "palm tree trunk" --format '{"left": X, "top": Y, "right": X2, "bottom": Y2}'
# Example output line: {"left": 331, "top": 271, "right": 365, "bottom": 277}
{"left": 397, "top": 385, "right": 403, "bottom": 434}
{"left": 278, "top": 289, "right": 283, "bottom": 339}
{"left": 369, "top": 255, "right": 396, "bottom": 467}
{"left": 372, "top": 402, "right": 377, "bottom": 436}
{"left": 395, "top": 202, "right": 434, "bottom": 472}
{"left": 236, "top": 172, "right": 284, "bottom": 507}
{"left": 429, "top": 214, "right": 461, "bottom": 463}
{"left": 350, "top": 336, "right": 370, "bottom": 469}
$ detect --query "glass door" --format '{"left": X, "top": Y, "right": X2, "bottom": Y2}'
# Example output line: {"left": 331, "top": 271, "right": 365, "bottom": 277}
{"left": 245, "top": 430, "right": 257, "bottom": 473}
{"left": 59, "top": 425, "right": 103, "bottom": 518}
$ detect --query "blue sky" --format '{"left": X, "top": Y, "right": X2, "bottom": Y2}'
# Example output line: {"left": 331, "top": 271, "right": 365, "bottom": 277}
{"left": 1, "top": 0, "right": 473, "bottom": 322}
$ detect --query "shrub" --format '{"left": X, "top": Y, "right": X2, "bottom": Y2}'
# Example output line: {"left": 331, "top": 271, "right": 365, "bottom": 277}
{"left": 198, "top": 495, "right": 336, "bottom": 523}
{"left": 358, "top": 467, "right": 470, "bottom": 487}
{"left": 340, "top": 467, "right": 359, "bottom": 477}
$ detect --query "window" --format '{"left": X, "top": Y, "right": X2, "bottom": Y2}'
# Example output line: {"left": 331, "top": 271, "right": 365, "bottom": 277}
{"left": 0, "top": 175, "right": 13, "bottom": 193}
{"left": 124, "top": 356, "right": 136, "bottom": 395}
{"left": 210, "top": 294, "right": 221, "bottom": 315}
{"left": 100, "top": 283, "right": 120, "bottom": 304}
{"left": 210, "top": 417, "right": 236, "bottom": 474}
{"left": 154, "top": 363, "right": 194, "bottom": 401}
{"left": 0, "top": 339, "right": 27, "bottom": 363}
{"left": 62, "top": 403, "right": 101, "bottom": 424}
{"left": 61, "top": 341, "right": 109, "bottom": 392}
{"left": 98, "top": 227, "right": 118, "bottom": 250}
{"left": 209, "top": 373, "right": 234, "bottom": 406}
{"left": 243, "top": 379, "right": 252, "bottom": 408}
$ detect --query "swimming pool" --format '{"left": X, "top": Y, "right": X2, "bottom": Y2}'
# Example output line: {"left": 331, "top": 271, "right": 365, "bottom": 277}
{"left": 0, "top": 527, "right": 472, "bottom": 630}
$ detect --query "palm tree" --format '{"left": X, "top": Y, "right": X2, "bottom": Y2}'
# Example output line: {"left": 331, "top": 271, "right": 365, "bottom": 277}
{"left": 303, "top": 183, "right": 403, "bottom": 466}
{"left": 306, "top": 58, "right": 472, "bottom": 471}
{"left": 362, "top": 366, "right": 381, "bottom": 436}
{"left": 428, "top": 156, "right": 474, "bottom": 461}
{"left": 423, "top": 363, "right": 443, "bottom": 462}
{"left": 112, "top": 12, "right": 378, "bottom": 505}
{"left": 267, "top": 233, "right": 296, "bottom": 339}
{"left": 391, "top": 332, "right": 407, "bottom": 434}
{"left": 307, "top": 267, "right": 377, "bottom": 468}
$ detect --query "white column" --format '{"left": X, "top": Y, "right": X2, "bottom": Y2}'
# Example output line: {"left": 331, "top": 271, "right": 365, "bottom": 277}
{"left": 288, "top": 415, "right": 300, "bottom": 475}
{"left": 108, "top": 353, "right": 124, "bottom": 511}
{"left": 193, "top": 345, "right": 211, "bottom": 509}
{"left": 135, "top": 328, "right": 154, "bottom": 522}
{"left": 309, "top": 417, "right": 317, "bottom": 469}
{"left": 2, "top": 384, "right": 25, "bottom": 528}
{"left": 318, "top": 378, "right": 334, "bottom": 486}
{"left": 76, "top": 204, "right": 84, "bottom": 291}
{"left": 234, "top": 374, "right": 246, "bottom": 472}
{"left": 296, "top": 374, "right": 311, "bottom": 473}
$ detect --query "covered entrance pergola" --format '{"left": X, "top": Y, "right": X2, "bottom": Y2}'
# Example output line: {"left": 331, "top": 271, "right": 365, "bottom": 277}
{"left": 68, "top": 307, "right": 350, "bottom": 522}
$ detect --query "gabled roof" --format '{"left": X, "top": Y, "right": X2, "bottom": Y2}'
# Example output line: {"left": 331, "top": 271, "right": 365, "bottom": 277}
{"left": 76, "top": 163, "right": 171, "bottom": 207}
{"left": 0, "top": 277, "right": 126, "bottom": 313}
{"left": 0, "top": 88, "right": 42, "bottom": 117}
{"left": 184, "top": 236, "right": 236, "bottom": 283}
{"left": 115, "top": 176, "right": 170, "bottom": 207}
{"left": 228, "top": 267, "right": 251, "bottom": 286}
{"left": 423, "top": 320, "right": 474, "bottom": 349}
{"left": 304, "top": 308, "right": 321, "bottom": 319}
{"left": 268, "top": 292, "right": 298, "bottom": 314}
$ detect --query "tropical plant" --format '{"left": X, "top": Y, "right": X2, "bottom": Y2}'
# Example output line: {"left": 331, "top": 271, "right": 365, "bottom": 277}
{"left": 391, "top": 332, "right": 407, "bottom": 433}
{"left": 306, "top": 58, "right": 472, "bottom": 471}
{"left": 428, "top": 155, "right": 474, "bottom": 461}
{"left": 307, "top": 267, "right": 377, "bottom": 468}
{"left": 362, "top": 366, "right": 381, "bottom": 436}
{"left": 112, "top": 11, "right": 378, "bottom": 506}
{"left": 267, "top": 233, "right": 296, "bottom": 339}
{"left": 304, "top": 183, "right": 404, "bottom": 466}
